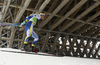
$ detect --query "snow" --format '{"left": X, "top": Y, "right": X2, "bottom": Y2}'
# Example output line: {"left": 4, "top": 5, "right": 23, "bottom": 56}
{"left": 0, "top": 48, "right": 100, "bottom": 65}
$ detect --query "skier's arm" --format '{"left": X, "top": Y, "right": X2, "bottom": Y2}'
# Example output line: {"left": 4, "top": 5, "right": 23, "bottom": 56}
{"left": 19, "top": 21, "right": 26, "bottom": 27}
{"left": 19, "top": 20, "right": 27, "bottom": 27}
{"left": 19, "top": 15, "right": 33, "bottom": 27}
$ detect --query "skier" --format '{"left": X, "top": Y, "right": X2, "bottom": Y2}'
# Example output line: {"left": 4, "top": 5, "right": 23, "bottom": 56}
{"left": 19, "top": 13, "right": 45, "bottom": 52}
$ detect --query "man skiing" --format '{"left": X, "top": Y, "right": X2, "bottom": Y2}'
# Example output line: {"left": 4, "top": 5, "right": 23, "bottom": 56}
{"left": 19, "top": 13, "right": 45, "bottom": 52}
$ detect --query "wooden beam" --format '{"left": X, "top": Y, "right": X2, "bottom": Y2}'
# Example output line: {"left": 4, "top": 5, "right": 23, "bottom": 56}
{"left": 14, "top": 0, "right": 31, "bottom": 23}
{"left": 76, "top": 38, "right": 84, "bottom": 56}
{"left": 0, "top": 37, "right": 10, "bottom": 40}
{"left": 61, "top": 2, "right": 100, "bottom": 31}
{"left": 8, "top": 28, "right": 16, "bottom": 48}
{"left": 0, "top": 2, "right": 4, "bottom": 5}
{"left": 0, "top": 27, "right": 2, "bottom": 38}
{"left": 37, "top": 0, "right": 51, "bottom": 13}
{"left": 77, "top": 25, "right": 93, "bottom": 34}
{"left": 1, "top": 0, "right": 11, "bottom": 22}
{"left": 94, "top": 44, "right": 100, "bottom": 57}
{"left": 39, "top": 0, "right": 69, "bottom": 28}
{"left": 0, "top": 3, "right": 6, "bottom": 20}
{"left": 88, "top": 40, "right": 97, "bottom": 57}
{"left": 68, "top": 37, "right": 77, "bottom": 55}
{"left": 20, "top": 0, "right": 26, "bottom": 6}
{"left": 85, "top": 27, "right": 98, "bottom": 36}
{"left": 95, "top": 20, "right": 100, "bottom": 25}
{"left": 47, "top": 0, "right": 72, "bottom": 31}
{"left": 9, "top": 4, "right": 37, "bottom": 12}
{"left": 83, "top": 39, "right": 91, "bottom": 55}
{"left": 34, "top": 0, "right": 43, "bottom": 9}
{"left": 51, "top": 0, "right": 87, "bottom": 30}
{"left": 94, "top": 0, "right": 100, "bottom": 4}
{"left": 70, "top": 18, "right": 100, "bottom": 27}
{"left": 76, "top": 3, "right": 100, "bottom": 19}
{"left": 59, "top": 35, "right": 69, "bottom": 55}
{"left": 77, "top": 20, "right": 100, "bottom": 34}
{"left": 69, "top": 23, "right": 84, "bottom": 33}
{"left": 86, "top": 11, "right": 100, "bottom": 23}
{"left": 59, "top": 0, "right": 73, "bottom": 15}
{"left": 91, "top": 29, "right": 100, "bottom": 37}
{"left": 51, "top": 34, "right": 60, "bottom": 54}
{"left": 19, "top": 30, "right": 26, "bottom": 48}
{"left": 41, "top": 33, "right": 50, "bottom": 52}
{"left": 64, "top": 0, "right": 81, "bottom": 30}
{"left": 48, "top": 0, "right": 58, "bottom": 13}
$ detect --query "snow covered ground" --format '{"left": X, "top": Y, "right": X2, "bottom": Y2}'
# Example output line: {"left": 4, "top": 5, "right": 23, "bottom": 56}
{"left": 0, "top": 48, "right": 100, "bottom": 65}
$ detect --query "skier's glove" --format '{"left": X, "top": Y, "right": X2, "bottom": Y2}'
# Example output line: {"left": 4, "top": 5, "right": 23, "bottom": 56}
{"left": 19, "top": 21, "right": 26, "bottom": 27}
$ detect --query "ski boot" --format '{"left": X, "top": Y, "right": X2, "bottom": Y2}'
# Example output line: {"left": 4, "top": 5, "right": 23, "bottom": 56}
{"left": 30, "top": 46, "right": 37, "bottom": 53}
{"left": 30, "top": 46, "right": 34, "bottom": 52}
{"left": 31, "top": 46, "right": 39, "bottom": 53}
{"left": 21, "top": 44, "right": 30, "bottom": 52}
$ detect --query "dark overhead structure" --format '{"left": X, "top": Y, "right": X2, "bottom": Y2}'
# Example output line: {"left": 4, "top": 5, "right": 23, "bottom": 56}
{"left": 0, "top": 0, "right": 100, "bottom": 58}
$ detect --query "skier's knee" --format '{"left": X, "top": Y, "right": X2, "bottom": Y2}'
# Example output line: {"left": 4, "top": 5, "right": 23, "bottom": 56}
{"left": 34, "top": 37, "right": 39, "bottom": 41}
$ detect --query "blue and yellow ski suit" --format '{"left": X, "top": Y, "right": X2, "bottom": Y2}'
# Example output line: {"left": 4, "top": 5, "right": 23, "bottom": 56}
{"left": 22, "top": 14, "right": 41, "bottom": 47}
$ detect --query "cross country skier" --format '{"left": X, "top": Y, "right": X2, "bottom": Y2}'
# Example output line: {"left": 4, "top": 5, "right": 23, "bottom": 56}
{"left": 19, "top": 13, "right": 45, "bottom": 52}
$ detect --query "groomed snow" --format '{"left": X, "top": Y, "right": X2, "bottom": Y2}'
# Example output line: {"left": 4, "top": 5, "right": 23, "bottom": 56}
{"left": 0, "top": 48, "right": 100, "bottom": 65}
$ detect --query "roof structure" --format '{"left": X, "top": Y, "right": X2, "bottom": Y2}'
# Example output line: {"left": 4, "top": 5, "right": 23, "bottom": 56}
{"left": 0, "top": 0, "right": 100, "bottom": 58}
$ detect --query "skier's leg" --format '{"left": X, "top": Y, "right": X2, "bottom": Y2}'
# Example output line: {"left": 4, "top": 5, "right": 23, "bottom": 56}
{"left": 23, "top": 22, "right": 33, "bottom": 51}
{"left": 24, "top": 29, "right": 31, "bottom": 44}
{"left": 22, "top": 29, "right": 31, "bottom": 51}
{"left": 31, "top": 31, "right": 39, "bottom": 52}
